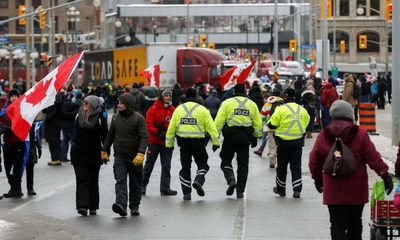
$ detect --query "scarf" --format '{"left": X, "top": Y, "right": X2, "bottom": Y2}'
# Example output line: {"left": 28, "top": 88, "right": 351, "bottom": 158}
{"left": 78, "top": 105, "right": 102, "bottom": 129}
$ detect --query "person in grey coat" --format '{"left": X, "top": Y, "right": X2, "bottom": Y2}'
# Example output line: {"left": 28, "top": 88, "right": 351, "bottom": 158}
{"left": 103, "top": 93, "right": 148, "bottom": 217}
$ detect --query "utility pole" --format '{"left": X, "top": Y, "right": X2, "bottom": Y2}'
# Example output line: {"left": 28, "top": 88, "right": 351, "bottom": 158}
{"left": 333, "top": 0, "right": 336, "bottom": 68}
{"left": 8, "top": 44, "right": 13, "bottom": 88}
{"left": 392, "top": 0, "right": 399, "bottom": 145}
{"left": 322, "top": 0, "right": 329, "bottom": 80}
{"left": 25, "top": 0, "right": 31, "bottom": 90}
{"left": 50, "top": 0, "right": 56, "bottom": 70}
{"left": 273, "top": 0, "right": 278, "bottom": 60}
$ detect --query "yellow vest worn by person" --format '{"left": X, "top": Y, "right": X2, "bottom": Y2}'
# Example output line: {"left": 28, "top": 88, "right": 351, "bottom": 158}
{"left": 165, "top": 101, "right": 220, "bottom": 148}
{"left": 267, "top": 102, "right": 310, "bottom": 140}
{"left": 215, "top": 96, "right": 263, "bottom": 138}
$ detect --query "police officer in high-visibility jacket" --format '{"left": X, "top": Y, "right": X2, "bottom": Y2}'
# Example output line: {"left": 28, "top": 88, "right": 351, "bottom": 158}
{"left": 267, "top": 88, "right": 310, "bottom": 199}
{"left": 165, "top": 88, "right": 220, "bottom": 201}
{"left": 214, "top": 84, "right": 262, "bottom": 199}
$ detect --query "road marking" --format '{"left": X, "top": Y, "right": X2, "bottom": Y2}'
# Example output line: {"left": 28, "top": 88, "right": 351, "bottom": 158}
{"left": 233, "top": 198, "right": 246, "bottom": 240}
{"left": 12, "top": 180, "right": 75, "bottom": 212}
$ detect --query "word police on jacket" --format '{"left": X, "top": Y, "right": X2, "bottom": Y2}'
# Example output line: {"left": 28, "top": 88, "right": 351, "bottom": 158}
{"left": 234, "top": 109, "right": 250, "bottom": 116}
{"left": 180, "top": 118, "right": 197, "bottom": 125}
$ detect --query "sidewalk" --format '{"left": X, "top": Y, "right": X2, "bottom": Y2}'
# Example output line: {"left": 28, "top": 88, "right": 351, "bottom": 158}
{"left": 365, "top": 104, "right": 397, "bottom": 171}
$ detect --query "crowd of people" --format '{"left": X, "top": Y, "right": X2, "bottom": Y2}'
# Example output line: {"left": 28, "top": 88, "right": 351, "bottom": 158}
{"left": 0, "top": 71, "right": 395, "bottom": 239}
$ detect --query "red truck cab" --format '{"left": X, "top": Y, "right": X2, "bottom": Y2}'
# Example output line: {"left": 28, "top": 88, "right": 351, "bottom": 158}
{"left": 176, "top": 47, "right": 225, "bottom": 89}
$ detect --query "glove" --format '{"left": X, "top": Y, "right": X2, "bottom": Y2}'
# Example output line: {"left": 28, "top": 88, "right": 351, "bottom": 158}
{"left": 132, "top": 153, "right": 145, "bottom": 166}
{"left": 212, "top": 145, "right": 220, "bottom": 152}
{"left": 101, "top": 151, "right": 109, "bottom": 165}
{"left": 37, "top": 147, "right": 42, "bottom": 159}
{"left": 314, "top": 180, "right": 323, "bottom": 193}
{"left": 250, "top": 136, "right": 257, "bottom": 148}
{"left": 382, "top": 173, "right": 394, "bottom": 195}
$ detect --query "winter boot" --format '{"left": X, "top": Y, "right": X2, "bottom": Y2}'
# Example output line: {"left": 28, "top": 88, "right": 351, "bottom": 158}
{"left": 254, "top": 148, "right": 263, "bottom": 157}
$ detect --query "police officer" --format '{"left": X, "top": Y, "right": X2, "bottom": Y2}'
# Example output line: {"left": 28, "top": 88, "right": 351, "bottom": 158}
{"left": 166, "top": 88, "right": 220, "bottom": 201}
{"left": 267, "top": 88, "right": 310, "bottom": 198}
{"left": 215, "top": 84, "right": 262, "bottom": 199}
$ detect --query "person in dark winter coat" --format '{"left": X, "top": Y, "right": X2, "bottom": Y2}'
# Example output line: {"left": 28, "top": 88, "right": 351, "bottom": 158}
{"left": 71, "top": 95, "right": 108, "bottom": 216}
{"left": 57, "top": 91, "right": 80, "bottom": 162}
{"left": 309, "top": 100, "right": 393, "bottom": 240}
{"left": 0, "top": 89, "right": 25, "bottom": 198}
{"left": 320, "top": 82, "right": 339, "bottom": 127}
{"left": 142, "top": 87, "right": 158, "bottom": 116}
{"left": 43, "top": 95, "right": 63, "bottom": 166}
{"left": 103, "top": 93, "right": 148, "bottom": 217}
{"left": 25, "top": 120, "right": 43, "bottom": 196}
{"left": 204, "top": 89, "right": 221, "bottom": 119}
{"left": 249, "top": 84, "right": 264, "bottom": 111}
{"left": 142, "top": 88, "right": 177, "bottom": 196}
{"left": 129, "top": 88, "right": 146, "bottom": 116}
{"left": 172, "top": 83, "right": 183, "bottom": 107}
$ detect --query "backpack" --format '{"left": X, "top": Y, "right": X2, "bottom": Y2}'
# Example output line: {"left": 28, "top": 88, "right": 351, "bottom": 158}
{"left": 323, "top": 137, "right": 357, "bottom": 177}
{"left": 352, "top": 82, "right": 361, "bottom": 100}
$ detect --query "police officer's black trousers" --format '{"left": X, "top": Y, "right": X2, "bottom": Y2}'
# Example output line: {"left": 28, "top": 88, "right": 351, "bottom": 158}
{"left": 143, "top": 144, "right": 173, "bottom": 192}
{"left": 220, "top": 132, "right": 250, "bottom": 193}
{"left": 3, "top": 143, "right": 25, "bottom": 193}
{"left": 178, "top": 137, "right": 209, "bottom": 195}
{"left": 275, "top": 137, "right": 303, "bottom": 193}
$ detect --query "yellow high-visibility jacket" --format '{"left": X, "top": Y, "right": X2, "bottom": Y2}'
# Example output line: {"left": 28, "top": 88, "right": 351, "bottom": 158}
{"left": 267, "top": 102, "right": 310, "bottom": 140}
{"left": 165, "top": 101, "right": 220, "bottom": 148}
{"left": 214, "top": 96, "right": 262, "bottom": 137}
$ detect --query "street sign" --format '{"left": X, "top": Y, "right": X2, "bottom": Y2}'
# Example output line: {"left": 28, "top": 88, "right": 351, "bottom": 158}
{"left": 272, "top": 60, "right": 281, "bottom": 71}
{"left": 331, "top": 66, "right": 338, "bottom": 78}
{"left": 299, "top": 44, "right": 316, "bottom": 49}
{"left": 13, "top": 43, "right": 26, "bottom": 49}
{"left": 0, "top": 36, "right": 9, "bottom": 44}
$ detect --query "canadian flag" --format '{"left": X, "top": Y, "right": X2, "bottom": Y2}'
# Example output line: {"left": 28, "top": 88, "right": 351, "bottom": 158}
{"left": 219, "top": 61, "right": 256, "bottom": 91}
{"left": 7, "top": 52, "right": 84, "bottom": 141}
{"left": 140, "top": 64, "right": 160, "bottom": 88}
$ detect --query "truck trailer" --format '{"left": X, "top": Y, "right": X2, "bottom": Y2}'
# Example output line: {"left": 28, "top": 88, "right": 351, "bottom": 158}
{"left": 83, "top": 43, "right": 225, "bottom": 89}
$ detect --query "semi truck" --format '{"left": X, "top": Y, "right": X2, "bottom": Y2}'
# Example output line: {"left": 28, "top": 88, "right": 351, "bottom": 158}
{"left": 83, "top": 43, "right": 225, "bottom": 89}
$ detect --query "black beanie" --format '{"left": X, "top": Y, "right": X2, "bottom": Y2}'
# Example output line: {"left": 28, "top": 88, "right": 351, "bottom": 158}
{"left": 8, "top": 89, "right": 20, "bottom": 99}
{"left": 284, "top": 88, "right": 296, "bottom": 98}
{"left": 233, "top": 84, "right": 246, "bottom": 94}
{"left": 185, "top": 88, "right": 197, "bottom": 99}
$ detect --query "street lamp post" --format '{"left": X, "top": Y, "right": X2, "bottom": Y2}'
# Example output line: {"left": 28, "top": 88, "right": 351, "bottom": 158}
{"left": 67, "top": 6, "right": 80, "bottom": 55}
{"left": 153, "top": 25, "right": 157, "bottom": 43}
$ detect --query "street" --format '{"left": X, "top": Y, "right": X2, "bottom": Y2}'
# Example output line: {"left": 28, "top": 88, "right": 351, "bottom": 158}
{"left": 0, "top": 105, "right": 395, "bottom": 240}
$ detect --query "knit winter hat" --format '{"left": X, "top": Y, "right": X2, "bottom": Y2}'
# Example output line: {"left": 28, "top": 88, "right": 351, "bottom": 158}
{"left": 329, "top": 100, "right": 355, "bottom": 121}
{"left": 8, "top": 89, "right": 20, "bottom": 99}
{"left": 84, "top": 95, "right": 100, "bottom": 109}
{"left": 185, "top": 88, "right": 197, "bottom": 99}
{"left": 162, "top": 88, "right": 172, "bottom": 97}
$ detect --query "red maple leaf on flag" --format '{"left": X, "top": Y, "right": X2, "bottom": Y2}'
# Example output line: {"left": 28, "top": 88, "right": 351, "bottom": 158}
{"left": 25, "top": 79, "right": 52, "bottom": 106}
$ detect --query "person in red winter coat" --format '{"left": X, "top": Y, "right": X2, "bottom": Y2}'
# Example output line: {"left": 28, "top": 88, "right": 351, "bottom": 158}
{"left": 320, "top": 81, "right": 339, "bottom": 127}
{"left": 141, "top": 88, "right": 177, "bottom": 196}
{"left": 309, "top": 100, "right": 393, "bottom": 240}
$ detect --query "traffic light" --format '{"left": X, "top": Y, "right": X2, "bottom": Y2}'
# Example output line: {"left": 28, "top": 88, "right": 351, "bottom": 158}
{"left": 39, "top": 6, "right": 46, "bottom": 29}
{"left": 359, "top": 35, "right": 367, "bottom": 49}
{"left": 289, "top": 39, "right": 297, "bottom": 53}
{"left": 208, "top": 42, "right": 215, "bottom": 49}
{"left": 340, "top": 40, "right": 346, "bottom": 54}
{"left": 386, "top": 0, "right": 393, "bottom": 21}
{"left": 18, "top": 5, "right": 26, "bottom": 25}
{"left": 320, "top": 0, "right": 332, "bottom": 19}
{"left": 199, "top": 34, "right": 207, "bottom": 48}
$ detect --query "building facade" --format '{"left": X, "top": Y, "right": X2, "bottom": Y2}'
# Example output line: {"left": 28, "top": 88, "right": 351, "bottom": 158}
{"left": 312, "top": 0, "right": 392, "bottom": 70}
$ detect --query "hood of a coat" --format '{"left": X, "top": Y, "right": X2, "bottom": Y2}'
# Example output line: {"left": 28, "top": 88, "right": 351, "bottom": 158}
{"left": 323, "top": 119, "right": 359, "bottom": 144}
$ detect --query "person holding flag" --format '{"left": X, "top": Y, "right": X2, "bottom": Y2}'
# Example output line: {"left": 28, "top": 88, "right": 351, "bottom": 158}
{"left": 0, "top": 89, "right": 26, "bottom": 198}
{"left": 214, "top": 84, "right": 262, "bottom": 198}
